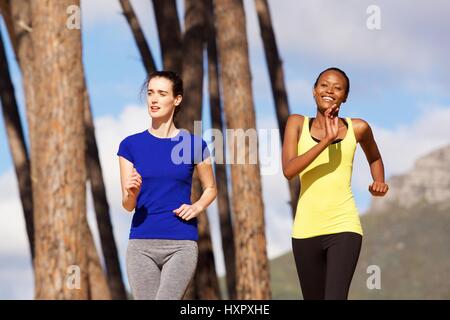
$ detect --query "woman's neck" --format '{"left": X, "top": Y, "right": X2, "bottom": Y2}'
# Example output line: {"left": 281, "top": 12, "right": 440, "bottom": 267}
{"left": 313, "top": 111, "right": 342, "bottom": 129}
{"left": 149, "top": 119, "right": 179, "bottom": 138}
{"left": 313, "top": 111, "right": 328, "bottom": 129}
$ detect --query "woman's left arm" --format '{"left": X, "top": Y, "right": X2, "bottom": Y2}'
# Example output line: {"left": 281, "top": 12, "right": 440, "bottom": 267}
{"left": 174, "top": 157, "right": 217, "bottom": 220}
{"left": 353, "top": 119, "right": 389, "bottom": 197}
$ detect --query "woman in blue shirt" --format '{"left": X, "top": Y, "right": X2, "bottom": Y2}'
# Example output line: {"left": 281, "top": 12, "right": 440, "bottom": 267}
{"left": 117, "top": 71, "right": 217, "bottom": 300}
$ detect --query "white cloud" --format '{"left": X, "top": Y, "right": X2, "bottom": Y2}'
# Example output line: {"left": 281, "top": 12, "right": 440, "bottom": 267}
{"left": 79, "top": 0, "right": 450, "bottom": 81}
{"left": 245, "top": 0, "right": 449, "bottom": 73}
{"left": 0, "top": 170, "right": 31, "bottom": 255}
{"left": 242, "top": 0, "right": 450, "bottom": 105}
{"left": 0, "top": 254, "right": 33, "bottom": 299}
{"left": 352, "top": 104, "right": 450, "bottom": 192}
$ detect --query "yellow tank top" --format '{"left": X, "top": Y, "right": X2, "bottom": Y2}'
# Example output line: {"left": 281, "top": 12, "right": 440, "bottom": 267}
{"left": 292, "top": 116, "right": 363, "bottom": 239}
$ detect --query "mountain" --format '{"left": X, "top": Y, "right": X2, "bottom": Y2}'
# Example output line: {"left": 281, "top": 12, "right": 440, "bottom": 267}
{"left": 370, "top": 144, "right": 450, "bottom": 212}
{"left": 265, "top": 144, "right": 450, "bottom": 299}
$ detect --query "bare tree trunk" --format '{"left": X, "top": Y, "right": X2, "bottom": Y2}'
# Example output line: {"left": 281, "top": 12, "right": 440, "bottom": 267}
{"left": 179, "top": 0, "right": 221, "bottom": 300}
{"left": 189, "top": 170, "right": 221, "bottom": 299}
{"left": 0, "top": 2, "right": 38, "bottom": 268}
{"left": 30, "top": 0, "right": 88, "bottom": 299}
{"left": 83, "top": 80, "right": 126, "bottom": 300}
{"left": 254, "top": 0, "right": 299, "bottom": 218}
{"left": 177, "top": 0, "right": 205, "bottom": 129}
{"left": 152, "top": 0, "right": 182, "bottom": 74}
{"left": 0, "top": 22, "right": 34, "bottom": 260}
{"left": 83, "top": 218, "right": 111, "bottom": 299}
{"left": 214, "top": 0, "right": 271, "bottom": 299}
{"left": 0, "top": 1, "right": 16, "bottom": 50}
{"left": 3, "top": 0, "right": 115, "bottom": 299}
{"left": 0, "top": 0, "right": 37, "bottom": 161}
{"left": 119, "top": 0, "right": 156, "bottom": 74}
{"left": 205, "top": 0, "right": 236, "bottom": 300}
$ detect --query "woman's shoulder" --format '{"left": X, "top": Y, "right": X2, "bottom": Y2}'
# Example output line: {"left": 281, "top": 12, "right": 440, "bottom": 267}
{"left": 288, "top": 113, "right": 305, "bottom": 120}
{"left": 287, "top": 114, "right": 306, "bottom": 125}
{"left": 350, "top": 118, "right": 372, "bottom": 141}
{"left": 350, "top": 118, "right": 371, "bottom": 130}
{"left": 120, "top": 130, "right": 147, "bottom": 144}
{"left": 286, "top": 114, "right": 306, "bottom": 133}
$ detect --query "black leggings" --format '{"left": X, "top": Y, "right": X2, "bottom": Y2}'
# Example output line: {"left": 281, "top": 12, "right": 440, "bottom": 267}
{"left": 292, "top": 232, "right": 362, "bottom": 300}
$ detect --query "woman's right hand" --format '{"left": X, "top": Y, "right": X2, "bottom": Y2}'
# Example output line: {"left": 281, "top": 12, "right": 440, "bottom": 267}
{"left": 324, "top": 104, "right": 340, "bottom": 144}
{"left": 125, "top": 168, "right": 142, "bottom": 198}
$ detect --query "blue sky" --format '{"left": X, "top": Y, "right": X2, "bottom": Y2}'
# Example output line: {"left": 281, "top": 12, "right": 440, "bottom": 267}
{"left": 1, "top": 0, "right": 450, "bottom": 299}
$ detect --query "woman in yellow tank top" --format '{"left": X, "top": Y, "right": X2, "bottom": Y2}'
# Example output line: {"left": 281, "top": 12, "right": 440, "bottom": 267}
{"left": 282, "top": 67, "right": 388, "bottom": 300}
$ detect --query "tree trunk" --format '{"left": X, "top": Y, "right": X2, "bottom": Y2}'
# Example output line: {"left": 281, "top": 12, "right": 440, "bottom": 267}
{"left": 205, "top": 0, "right": 236, "bottom": 300}
{"left": 214, "top": 0, "right": 271, "bottom": 299}
{"left": 179, "top": 0, "right": 221, "bottom": 300}
{"left": 0, "top": 0, "right": 37, "bottom": 159}
{"left": 0, "top": 21, "right": 34, "bottom": 260}
{"left": 152, "top": 0, "right": 182, "bottom": 74}
{"left": 3, "top": 0, "right": 114, "bottom": 299}
{"left": 83, "top": 79, "right": 126, "bottom": 299}
{"left": 254, "top": 0, "right": 299, "bottom": 218}
{"left": 29, "top": 0, "right": 87, "bottom": 299}
{"left": 119, "top": 0, "right": 156, "bottom": 74}
{"left": 83, "top": 218, "right": 111, "bottom": 299}
{"left": 177, "top": 0, "right": 205, "bottom": 129}
{"left": 189, "top": 170, "right": 221, "bottom": 299}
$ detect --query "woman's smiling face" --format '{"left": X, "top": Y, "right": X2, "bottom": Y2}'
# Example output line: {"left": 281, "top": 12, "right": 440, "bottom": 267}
{"left": 147, "top": 77, "right": 182, "bottom": 119}
{"left": 313, "top": 70, "right": 348, "bottom": 112}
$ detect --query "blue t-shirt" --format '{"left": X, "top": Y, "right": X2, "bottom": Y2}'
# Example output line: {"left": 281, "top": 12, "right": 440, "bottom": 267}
{"left": 117, "top": 129, "right": 210, "bottom": 241}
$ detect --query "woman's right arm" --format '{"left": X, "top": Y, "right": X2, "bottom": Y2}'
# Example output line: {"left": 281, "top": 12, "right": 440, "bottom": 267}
{"left": 282, "top": 107, "right": 339, "bottom": 180}
{"left": 119, "top": 156, "right": 142, "bottom": 212}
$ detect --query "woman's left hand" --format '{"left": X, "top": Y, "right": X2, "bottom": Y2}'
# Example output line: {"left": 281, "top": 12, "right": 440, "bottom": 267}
{"left": 368, "top": 181, "right": 389, "bottom": 197}
{"left": 173, "top": 203, "right": 204, "bottom": 221}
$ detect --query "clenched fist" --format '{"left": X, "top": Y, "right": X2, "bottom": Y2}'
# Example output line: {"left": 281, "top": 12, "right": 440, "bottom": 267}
{"left": 368, "top": 181, "right": 388, "bottom": 197}
{"left": 126, "top": 168, "right": 142, "bottom": 198}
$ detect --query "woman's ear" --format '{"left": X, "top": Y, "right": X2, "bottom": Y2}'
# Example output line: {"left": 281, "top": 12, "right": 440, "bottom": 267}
{"left": 175, "top": 95, "right": 183, "bottom": 106}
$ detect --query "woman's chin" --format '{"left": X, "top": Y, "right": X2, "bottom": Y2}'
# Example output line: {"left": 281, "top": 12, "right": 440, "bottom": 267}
{"left": 149, "top": 112, "right": 171, "bottom": 120}
{"left": 316, "top": 104, "right": 328, "bottom": 112}
{"left": 317, "top": 102, "right": 339, "bottom": 111}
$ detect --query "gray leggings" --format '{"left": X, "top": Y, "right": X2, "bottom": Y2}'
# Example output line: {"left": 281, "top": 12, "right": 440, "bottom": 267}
{"left": 126, "top": 239, "right": 198, "bottom": 300}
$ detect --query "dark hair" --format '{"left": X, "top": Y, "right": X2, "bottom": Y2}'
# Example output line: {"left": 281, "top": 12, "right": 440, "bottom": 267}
{"left": 140, "top": 70, "right": 183, "bottom": 118}
{"left": 314, "top": 67, "right": 350, "bottom": 98}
